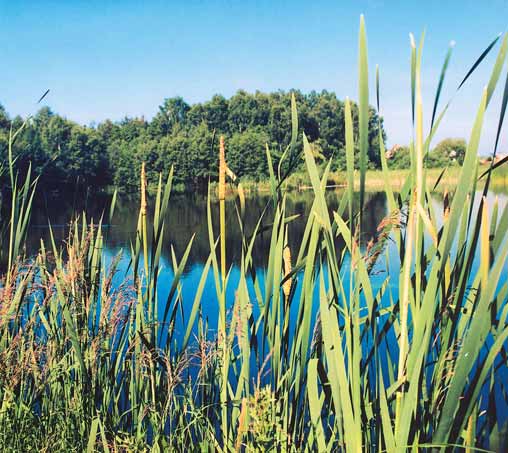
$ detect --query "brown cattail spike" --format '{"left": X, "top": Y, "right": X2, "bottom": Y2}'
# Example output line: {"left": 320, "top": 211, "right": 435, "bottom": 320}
{"left": 283, "top": 243, "right": 292, "bottom": 298}
{"left": 219, "top": 136, "right": 226, "bottom": 201}
{"left": 141, "top": 162, "right": 147, "bottom": 216}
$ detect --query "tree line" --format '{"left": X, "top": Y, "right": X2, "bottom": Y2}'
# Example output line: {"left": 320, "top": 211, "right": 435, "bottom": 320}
{"left": 1, "top": 90, "right": 464, "bottom": 194}
{"left": 0, "top": 90, "right": 385, "bottom": 192}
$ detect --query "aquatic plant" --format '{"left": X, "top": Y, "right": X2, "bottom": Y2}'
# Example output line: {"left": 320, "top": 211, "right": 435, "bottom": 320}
{"left": 1, "top": 16, "right": 508, "bottom": 452}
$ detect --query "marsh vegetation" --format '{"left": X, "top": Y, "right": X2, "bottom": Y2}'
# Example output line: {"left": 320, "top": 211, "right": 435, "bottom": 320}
{"left": 1, "top": 16, "right": 508, "bottom": 452}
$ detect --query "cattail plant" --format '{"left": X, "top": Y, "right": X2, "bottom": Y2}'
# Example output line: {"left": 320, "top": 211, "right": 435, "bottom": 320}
{"left": 219, "top": 135, "right": 226, "bottom": 287}
{"left": 282, "top": 231, "right": 292, "bottom": 300}
{"left": 0, "top": 16, "right": 507, "bottom": 452}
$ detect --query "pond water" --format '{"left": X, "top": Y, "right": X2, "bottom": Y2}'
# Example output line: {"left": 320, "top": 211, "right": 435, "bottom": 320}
{"left": 28, "top": 185, "right": 508, "bottom": 339}
{"left": 30, "top": 185, "right": 508, "bottom": 261}
{"left": 29, "top": 190, "right": 372, "bottom": 332}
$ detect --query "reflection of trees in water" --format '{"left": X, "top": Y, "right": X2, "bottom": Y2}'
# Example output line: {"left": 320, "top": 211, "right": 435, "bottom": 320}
{"left": 27, "top": 192, "right": 113, "bottom": 253}
{"left": 43, "top": 187, "right": 508, "bottom": 272}
{"left": 361, "top": 192, "right": 390, "bottom": 241}
{"left": 149, "top": 191, "right": 389, "bottom": 268}
{"left": 27, "top": 191, "right": 392, "bottom": 270}
{"left": 25, "top": 185, "right": 508, "bottom": 273}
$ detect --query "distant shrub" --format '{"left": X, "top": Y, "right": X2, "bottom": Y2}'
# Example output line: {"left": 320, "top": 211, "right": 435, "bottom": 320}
{"left": 428, "top": 138, "right": 466, "bottom": 166}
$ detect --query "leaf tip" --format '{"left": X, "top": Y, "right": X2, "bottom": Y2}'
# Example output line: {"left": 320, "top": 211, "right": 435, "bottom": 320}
{"left": 409, "top": 33, "right": 416, "bottom": 48}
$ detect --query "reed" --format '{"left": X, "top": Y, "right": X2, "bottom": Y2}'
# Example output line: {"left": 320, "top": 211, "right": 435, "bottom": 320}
{"left": 0, "top": 16, "right": 508, "bottom": 452}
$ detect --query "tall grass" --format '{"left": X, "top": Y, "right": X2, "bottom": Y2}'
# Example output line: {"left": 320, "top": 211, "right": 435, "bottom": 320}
{"left": 1, "top": 16, "right": 508, "bottom": 452}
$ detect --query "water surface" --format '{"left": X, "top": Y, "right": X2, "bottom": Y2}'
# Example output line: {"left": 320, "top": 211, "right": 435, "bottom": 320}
{"left": 28, "top": 186, "right": 508, "bottom": 331}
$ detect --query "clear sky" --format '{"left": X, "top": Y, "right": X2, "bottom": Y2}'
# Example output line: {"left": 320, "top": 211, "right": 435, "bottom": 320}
{"left": 1, "top": 0, "right": 507, "bottom": 152}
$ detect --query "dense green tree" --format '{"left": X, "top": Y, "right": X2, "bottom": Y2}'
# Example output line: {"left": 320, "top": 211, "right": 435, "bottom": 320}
{"left": 202, "top": 95, "right": 229, "bottom": 132}
{"left": 228, "top": 127, "right": 271, "bottom": 179}
{"left": 151, "top": 97, "right": 190, "bottom": 136}
{"left": 429, "top": 138, "right": 466, "bottom": 166}
{"left": 309, "top": 90, "right": 345, "bottom": 159}
{"left": 386, "top": 138, "right": 467, "bottom": 170}
{"left": 0, "top": 104, "right": 10, "bottom": 130}
{"left": 1, "top": 90, "right": 390, "bottom": 193}
{"left": 387, "top": 145, "right": 412, "bottom": 169}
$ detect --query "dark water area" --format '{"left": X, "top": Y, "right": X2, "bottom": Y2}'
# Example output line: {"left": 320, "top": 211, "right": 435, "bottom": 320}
{"left": 26, "top": 189, "right": 401, "bottom": 354}
{"left": 29, "top": 190, "right": 398, "bottom": 260}
{"left": 28, "top": 185, "right": 508, "bottom": 270}
{"left": 29, "top": 190, "right": 384, "bottom": 266}
{"left": 27, "top": 186, "right": 508, "bottom": 304}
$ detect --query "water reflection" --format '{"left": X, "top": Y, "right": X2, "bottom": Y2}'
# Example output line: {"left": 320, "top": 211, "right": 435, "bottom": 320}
{"left": 28, "top": 186, "right": 508, "bottom": 317}
{"left": 29, "top": 190, "right": 404, "bottom": 269}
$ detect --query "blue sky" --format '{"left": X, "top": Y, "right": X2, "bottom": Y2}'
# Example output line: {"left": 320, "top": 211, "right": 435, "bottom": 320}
{"left": 1, "top": 0, "right": 507, "bottom": 152}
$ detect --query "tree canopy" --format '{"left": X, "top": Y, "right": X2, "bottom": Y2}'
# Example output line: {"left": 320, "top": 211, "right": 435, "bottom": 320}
{"left": 385, "top": 138, "right": 467, "bottom": 170}
{"left": 1, "top": 90, "right": 388, "bottom": 192}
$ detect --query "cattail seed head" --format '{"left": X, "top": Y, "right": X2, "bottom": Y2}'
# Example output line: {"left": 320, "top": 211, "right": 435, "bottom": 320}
{"left": 141, "top": 162, "right": 147, "bottom": 215}
{"left": 219, "top": 136, "right": 226, "bottom": 201}
{"left": 283, "top": 244, "right": 292, "bottom": 298}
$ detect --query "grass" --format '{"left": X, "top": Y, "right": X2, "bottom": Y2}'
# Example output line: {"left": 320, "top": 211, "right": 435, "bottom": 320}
{"left": 229, "top": 165, "right": 508, "bottom": 195}
{"left": 1, "top": 16, "right": 508, "bottom": 452}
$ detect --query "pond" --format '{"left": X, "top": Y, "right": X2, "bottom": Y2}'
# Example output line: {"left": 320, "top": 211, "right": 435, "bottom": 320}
{"left": 30, "top": 185, "right": 508, "bottom": 261}
{"left": 28, "top": 185, "right": 508, "bottom": 341}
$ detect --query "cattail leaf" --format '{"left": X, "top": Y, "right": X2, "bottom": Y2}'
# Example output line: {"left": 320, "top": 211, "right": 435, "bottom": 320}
{"left": 430, "top": 43, "right": 454, "bottom": 131}
{"left": 486, "top": 33, "right": 508, "bottom": 106}
{"left": 458, "top": 34, "right": 501, "bottom": 90}
{"left": 358, "top": 14, "right": 369, "bottom": 215}
{"left": 345, "top": 97, "right": 355, "bottom": 226}
{"left": 307, "top": 359, "right": 328, "bottom": 452}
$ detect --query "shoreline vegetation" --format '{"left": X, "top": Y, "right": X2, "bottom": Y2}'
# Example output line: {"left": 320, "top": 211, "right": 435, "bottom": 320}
{"left": 1, "top": 16, "right": 508, "bottom": 452}
{"left": 212, "top": 164, "right": 508, "bottom": 196}
{"left": 30, "top": 164, "right": 508, "bottom": 199}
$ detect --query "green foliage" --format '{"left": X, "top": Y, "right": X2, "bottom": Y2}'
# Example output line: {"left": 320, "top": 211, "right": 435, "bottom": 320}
{"left": 387, "top": 138, "right": 467, "bottom": 170}
{"left": 1, "top": 15, "right": 508, "bottom": 453}
{"left": 429, "top": 137, "right": 467, "bottom": 165}
{"left": 0, "top": 90, "right": 386, "bottom": 193}
{"left": 387, "top": 145, "right": 412, "bottom": 169}
{"left": 228, "top": 126, "right": 270, "bottom": 179}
